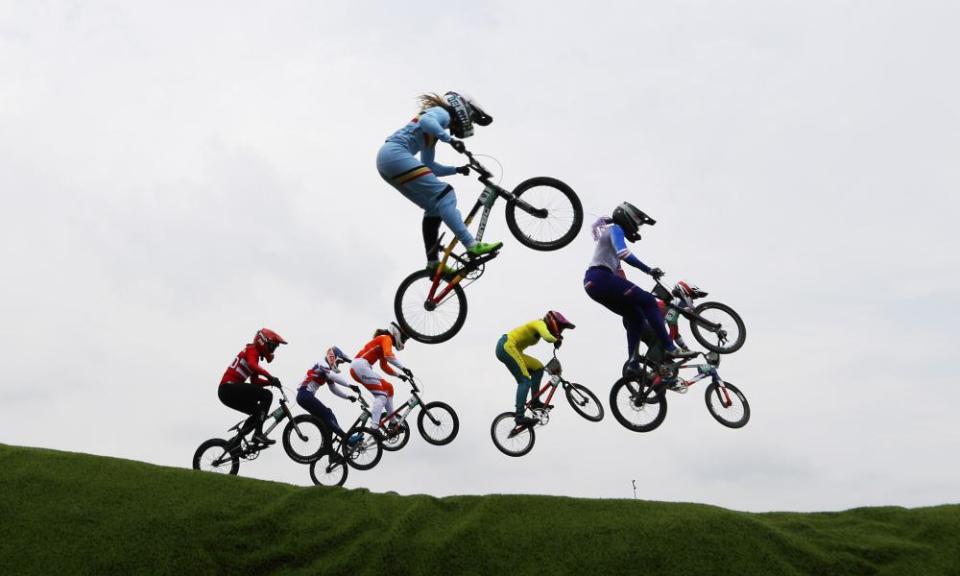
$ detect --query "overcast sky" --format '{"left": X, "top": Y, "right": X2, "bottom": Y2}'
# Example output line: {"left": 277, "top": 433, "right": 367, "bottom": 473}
{"left": 1, "top": 1, "right": 958, "bottom": 513}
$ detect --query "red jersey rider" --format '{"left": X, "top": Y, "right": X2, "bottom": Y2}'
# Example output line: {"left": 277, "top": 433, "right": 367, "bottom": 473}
{"left": 219, "top": 328, "right": 287, "bottom": 446}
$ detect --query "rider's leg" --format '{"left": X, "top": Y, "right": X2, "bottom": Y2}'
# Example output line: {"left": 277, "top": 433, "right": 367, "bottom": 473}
{"left": 219, "top": 382, "right": 272, "bottom": 439}
{"left": 432, "top": 186, "right": 501, "bottom": 255}
{"left": 496, "top": 335, "right": 533, "bottom": 414}
{"left": 521, "top": 355, "right": 545, "bottom": 407}
{"left": 584, "top": 267, "right": 679, "bottom": 352}
{"left": 422, "top": 215, "right": 443, "bottom": 263}
{"left": 378, "top": 145, "right": 484, "bottom": 252}
{"left": 623, "top": 286, "right": 679, "bottom": 353}
{"left": 296, "top": 388, "right": 346, "bottom": 437}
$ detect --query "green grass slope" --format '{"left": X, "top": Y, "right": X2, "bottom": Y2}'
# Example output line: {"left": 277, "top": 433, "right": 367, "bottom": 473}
{"left": 0, "top": 444, "right": 957, "bottom": 576}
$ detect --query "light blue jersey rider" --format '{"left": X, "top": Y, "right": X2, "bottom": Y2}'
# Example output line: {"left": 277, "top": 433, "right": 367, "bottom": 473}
{"left": 376, "top": 92, "right": 502, "bottom": 272}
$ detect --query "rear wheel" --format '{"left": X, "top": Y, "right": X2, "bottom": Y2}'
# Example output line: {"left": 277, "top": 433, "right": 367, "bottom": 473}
{"left": 309, "top": 452, "right": 348, "bottom": 487}
{"left": 490, "top": 412, "right": 535, "bottom": 457}
{"left": 394, "top": 269, "right": 468, "bottom": 344}
{"left": 417, "top": 401, "right": 459, "bottom": 445}
{"left": 282, "top": 415, "right": 329, "bottom": 463}
{"left": 193, "top": 438, "right": 239, "bottom": 475}
{"left": 342, "top": 426, "right": 383, "bottom": 471}
{"left": 689, "top": 302, "right": 746, "bottom": 354}
{"left": 381, "top": 420, "right": 410, "bottom": 452}
{"left": 704, "top": 382, "right": 750, "bottom": 428}
{"left": 609, "top": 378, "right": 667, "bottom": 432}
{"left": 505, "top": 177, "right": 583, "bottom": 251}
{"left": 564, "top": 383, "right": 604, "bottom": 422}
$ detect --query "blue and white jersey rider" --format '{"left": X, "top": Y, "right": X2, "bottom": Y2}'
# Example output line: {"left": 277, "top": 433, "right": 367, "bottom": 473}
{"left": 296, "top": 347, "right": 357, "bottom": 438}
{"left": 376, "top": 92, "right": 502, "bottom": 273}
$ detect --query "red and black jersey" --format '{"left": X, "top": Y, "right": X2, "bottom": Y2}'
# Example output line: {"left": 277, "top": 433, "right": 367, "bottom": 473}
{"left": 220, "top": 343, "right": 273, "bottom": 385}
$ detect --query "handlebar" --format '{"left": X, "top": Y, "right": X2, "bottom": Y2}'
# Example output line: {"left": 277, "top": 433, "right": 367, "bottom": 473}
{"left": 456, "top": 147, "right": 494, "bottom": 182}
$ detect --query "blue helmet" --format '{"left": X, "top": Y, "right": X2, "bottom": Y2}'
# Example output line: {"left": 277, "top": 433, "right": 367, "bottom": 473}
{"left": 324, "top": 346, "right": 350, "bottom": 373}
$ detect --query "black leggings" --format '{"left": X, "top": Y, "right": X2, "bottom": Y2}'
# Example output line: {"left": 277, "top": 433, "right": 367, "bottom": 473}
{"left": 218, "top": 382, "right": 273, "bottom": 436}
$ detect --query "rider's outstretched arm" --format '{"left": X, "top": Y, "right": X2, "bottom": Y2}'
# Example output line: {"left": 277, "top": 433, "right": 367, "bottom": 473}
{"left": 612, "top": 226, "right": 654, "bottom": 274}
{"left": 326, "top": 377, "right": 354, "bottom": 400}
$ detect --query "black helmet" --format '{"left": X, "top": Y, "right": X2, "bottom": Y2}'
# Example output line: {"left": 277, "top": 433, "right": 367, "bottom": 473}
{"left": 611, "top": 202, "right": 656, "bottom": 242}
{"left": 444, "top": 91, "right": 493, "bottom": 138}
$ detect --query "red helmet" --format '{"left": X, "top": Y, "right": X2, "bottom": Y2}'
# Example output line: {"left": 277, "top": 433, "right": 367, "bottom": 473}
{"left": 254, "top": 328, "right": 287, "bottom": 360}
{"left": 672, "top": 281, "right": 708, "bottom": 307}
{"left": 544, "top": 310, "right": 575, "bottom": 338}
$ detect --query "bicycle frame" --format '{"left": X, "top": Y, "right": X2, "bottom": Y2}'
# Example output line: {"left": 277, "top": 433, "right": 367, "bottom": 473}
{"left": 647, "top": 354, "right": 735, "bottom": 408}
{"left": 423, "top": 152, "right": 547, "bottom": 305}
{"left": 378, "top": 376, "right": 427, "bottom": 428}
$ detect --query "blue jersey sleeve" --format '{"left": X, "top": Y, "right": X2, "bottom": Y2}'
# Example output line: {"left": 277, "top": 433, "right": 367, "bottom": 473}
{"left": 418, "top": 108, "right": 456, "bottom": 175}
{"left": 420, "top": 146, "right": 457, "bottom": 176}
{"left": 418, "top": 108, "right": 453, "bottom": 143}
{"left": 611, "top": 225, "right": 652, "bottom": 273}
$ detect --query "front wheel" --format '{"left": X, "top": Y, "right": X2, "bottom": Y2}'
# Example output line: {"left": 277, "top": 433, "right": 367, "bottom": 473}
{"left": 342, "top": 426, "right": 384, "bottom": 471}
{"left": 609, "top": 378, "right": 667, "bottom": 433}
{"left": 394, "top": 269, "right": 468, "bottom": 344}
{"left": 309, "top": 453, "right": 348, "bottom": 487}
{"left": 193, "top": 438, "right": 239, "bottom": 475}
{"left": 704, "top": 382, "right": 750, "bottom": 428}
{"left": 417, "top": 401, "right": 459, "bottom": 445}
{"left": 381, "top": 420, "right": 411, "bottom": 452}
{"left": 282, "top": 415, "right": 329, "bottom": 463}
{"left": 505, "top": 177, "right": 583, "bottom": 251}
{"left": 564, "top": 383, "right": 604, "bottom": 422}
{"left": 689, "top": 301, "right": 746, "bottom": 354}
{"left": 490, "top": 412, "right": 535, "bottom": 457}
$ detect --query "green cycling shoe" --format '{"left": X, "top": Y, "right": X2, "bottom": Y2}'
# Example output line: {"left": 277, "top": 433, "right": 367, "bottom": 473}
{"left": 426, "top": 261, "right": 458, "bottom": 279}
{"left": 467, "top": 241, "right": 503, "bottom": 257}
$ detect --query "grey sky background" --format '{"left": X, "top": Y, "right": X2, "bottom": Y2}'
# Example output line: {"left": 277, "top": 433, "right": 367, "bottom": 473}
{"left": 1, "top": 1, "right": 958, "bottom": 512}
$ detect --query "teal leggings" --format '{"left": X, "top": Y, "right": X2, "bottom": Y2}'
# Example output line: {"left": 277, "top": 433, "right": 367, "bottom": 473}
{"left": 495, "top": 335, "right": 544, "bottom": 414}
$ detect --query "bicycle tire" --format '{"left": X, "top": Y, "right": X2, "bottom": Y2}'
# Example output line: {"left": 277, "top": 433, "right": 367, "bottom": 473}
{"left": 282, "top": 415, "right": 329, "bottom": 463}
{"left": 417, "top": 401, "right": 459, "bottom": 445}
{"left": 309, "top": 452, "right": 348, "bottom": 487}
{"left": 609, "top": 377, "right": 668, "bottom": 433}
{"left": 704, "top": 381, "right": 750, "bottom": 428}
{"left": 490, "top": 412, "right": 535, "bottom": 457}
{"left": 689, "top": 301, "right": 746, "bottom": 354}
{"left": 505, "top": 177, "right": 583, "bottom": 251}
{"left": 342, "top": 426, "right": 384, "bottom": 471}
{"left": 564, "top": 383, "right": 604, "bottom": 422}
{"left": 381, "top": 420, "right": 411, "bottom": 452}
{"left": 394, "top": 269, "right": 468, "bottom": 344}
{"left": 193, "top": 438, "right": 239, "bottom": 475}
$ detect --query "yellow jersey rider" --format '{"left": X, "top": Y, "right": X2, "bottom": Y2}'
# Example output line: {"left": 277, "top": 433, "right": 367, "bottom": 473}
{"left": 495, "top": 311, "right": 575, "bottom": 426}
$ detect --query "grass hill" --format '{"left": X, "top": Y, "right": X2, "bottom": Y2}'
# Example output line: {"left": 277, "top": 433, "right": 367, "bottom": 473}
{"left": 1, "top": 443, "right": 958, "bottom": 575}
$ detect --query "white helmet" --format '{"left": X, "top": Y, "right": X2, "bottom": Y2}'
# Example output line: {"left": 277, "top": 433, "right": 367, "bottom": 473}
{"left": 387, "top": 321, "right": 409, "bottom": 351}
{"left": 444, "top": 91, "right": 493, "bottom": 138}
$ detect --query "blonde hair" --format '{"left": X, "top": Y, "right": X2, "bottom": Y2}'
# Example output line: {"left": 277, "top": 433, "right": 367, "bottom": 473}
{"left": 417, "top": 93, "right": 448, "bottom": 113}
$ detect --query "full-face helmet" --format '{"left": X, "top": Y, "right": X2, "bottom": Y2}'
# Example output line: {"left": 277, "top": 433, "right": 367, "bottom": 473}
{"left": 611, "top": 202, "right": 656, "bottom": 242}
{"left": 445, "top": 91, "right": 493, "bottom": 138}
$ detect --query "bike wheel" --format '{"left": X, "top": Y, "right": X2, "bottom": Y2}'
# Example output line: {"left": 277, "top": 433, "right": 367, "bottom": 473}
{"left": 505, "top": 177, "right": 583, "bottom": 251}
{"left": 394, "top": 269, "right": 468, "bottom": 344}
{"left": 564, "top": 383, "right": 604, "bottom": 422}
{"left": 609, "top": 378, "right": 668, "bottom": 432}
{"left": 417, "top": 401, "right": 460, "bottom": 445}
{"left": 381, "top": 420, "right": 411, "bottom": 452}
{"left": 490, "top": 412, "right": 535, "bottom": 457}
{"left": 309, "top": 452, "right": 348, "bottom": 487}
{"left": 704, "top": 382, "right": 750, "bottom": 428}
{"left": 689, "top": 301, "right": 746, "bottom": 354}
{"left": 193, "top": 438, "right": 239, "bottom": 475}
{"left": 282, "top": 415, "right": 329, "bottom": 464}
{"left": 342, "top": 426, "right": 383, "bottom": 471}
